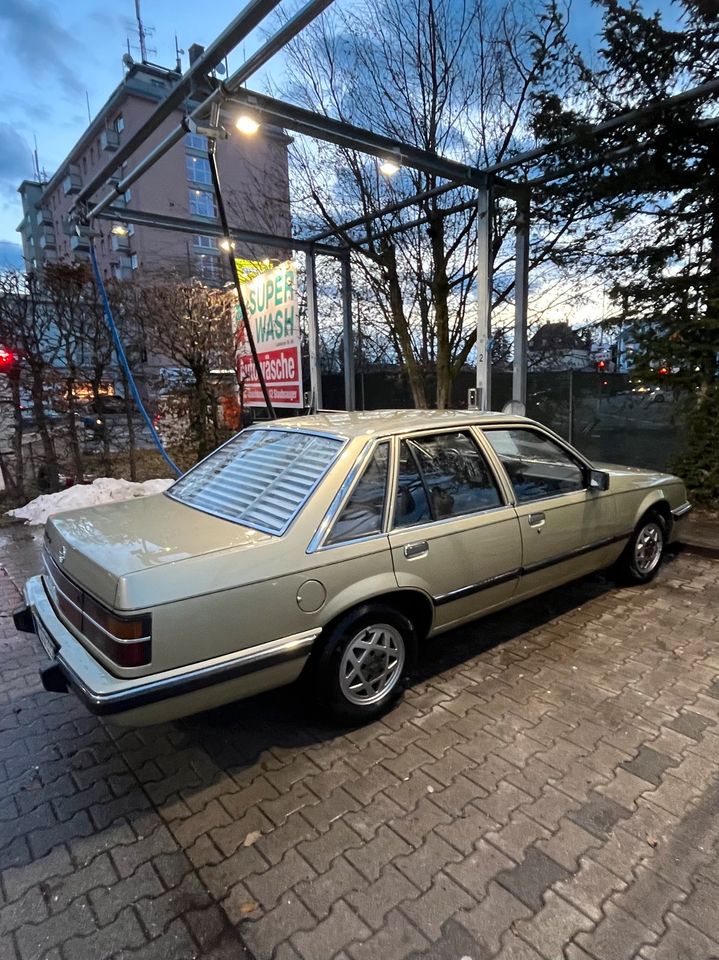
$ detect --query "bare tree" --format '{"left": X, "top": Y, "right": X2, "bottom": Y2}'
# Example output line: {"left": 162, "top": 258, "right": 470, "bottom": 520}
{"left": 280, "top": 0, "right": 571, "bottom": 406}
{"left": 141, "top": 278, "right": 235, "bottom": 458}
{"left": 0, "top": 271, "right": 62, "bottom": 490}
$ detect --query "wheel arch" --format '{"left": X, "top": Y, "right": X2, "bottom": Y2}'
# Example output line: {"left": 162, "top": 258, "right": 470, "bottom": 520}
{"left": 633, "top": 494, "right": 672, "bottom": 536}
{"left": 319, "top": 587, "right": 435, "bottom": 644}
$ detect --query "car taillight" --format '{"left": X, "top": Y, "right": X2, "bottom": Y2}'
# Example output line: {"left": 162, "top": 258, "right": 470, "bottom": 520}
{"left": 45, "top": 551, "right": 152, "bottom": 668}
{"left": 83, "top": 594, "right": 152, "bottom": 667}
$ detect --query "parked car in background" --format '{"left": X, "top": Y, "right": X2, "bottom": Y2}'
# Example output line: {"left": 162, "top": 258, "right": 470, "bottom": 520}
{"left": 15, "top": 410, "right": 691, "bottom": 727}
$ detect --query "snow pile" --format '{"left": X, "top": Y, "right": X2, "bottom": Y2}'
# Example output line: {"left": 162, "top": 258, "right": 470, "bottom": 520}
{"left": 8, "top": 477, "right": 175, "bottom": 526}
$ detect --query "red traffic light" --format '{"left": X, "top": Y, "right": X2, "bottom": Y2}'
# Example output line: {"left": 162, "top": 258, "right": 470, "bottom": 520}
{"left": 658, "top": 366, "right": 668, "bottom": 376}
{"left": 0, "top": 347, "right": 17, "bottom": 370}
{"left": 596, "top": 359, "right": 606, "bottom": 371}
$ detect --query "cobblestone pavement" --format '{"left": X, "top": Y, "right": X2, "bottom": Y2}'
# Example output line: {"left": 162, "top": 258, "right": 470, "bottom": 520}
{"left": 2, "top": 525, "right": 719, "bottom": 960}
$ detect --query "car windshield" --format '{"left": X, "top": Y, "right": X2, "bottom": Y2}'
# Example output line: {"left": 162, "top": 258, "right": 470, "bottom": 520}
{"left": 168, "top": 429, "right": 343, "bottom": 534}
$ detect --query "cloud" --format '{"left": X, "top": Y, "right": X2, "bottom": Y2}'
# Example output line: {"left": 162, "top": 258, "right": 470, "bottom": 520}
{"left": 0, "top": 241, "right": 23, "bottom": 271}
{"left": 0, "top": 124, "right": 32, "bottom": 199}
{"left": 0, "top": 0, "right": 83, "bottom": 96}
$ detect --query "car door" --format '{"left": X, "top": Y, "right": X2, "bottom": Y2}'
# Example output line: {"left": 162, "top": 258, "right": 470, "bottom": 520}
{"left": 481, "top": 426, "right": 617, "bottom": 600}
{"left": 389, "top": 430, "right": 522, "bottom": 631}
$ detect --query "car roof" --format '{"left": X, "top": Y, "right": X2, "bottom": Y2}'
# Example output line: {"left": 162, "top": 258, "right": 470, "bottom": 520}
{"left": 255, "top": 409, "right": 531, "bottom": 440}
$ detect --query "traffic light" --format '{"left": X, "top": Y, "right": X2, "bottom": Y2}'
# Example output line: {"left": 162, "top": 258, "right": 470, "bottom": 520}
{"left": 0, "top": 347, "right": 18, "bottom": 373}
{"left": 658, "top": 366, "right": 669, "bottom": 376}
{"left": 596, "top": 359, "right": 606, "bottom": 372}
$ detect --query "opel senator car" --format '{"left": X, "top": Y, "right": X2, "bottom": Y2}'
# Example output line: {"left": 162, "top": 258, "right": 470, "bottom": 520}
{"left": 14, "top": 410, "right": 691, "bottom": 726}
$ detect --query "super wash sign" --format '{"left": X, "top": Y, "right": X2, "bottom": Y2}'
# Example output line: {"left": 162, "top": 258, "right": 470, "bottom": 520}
{"left": 235, "top": 260, "right": 303, "bottom": 408}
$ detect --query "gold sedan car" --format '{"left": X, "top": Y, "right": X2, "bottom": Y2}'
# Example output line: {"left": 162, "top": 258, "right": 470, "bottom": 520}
{"left": 15, "top": 411, "right": 691, "bottom": 726}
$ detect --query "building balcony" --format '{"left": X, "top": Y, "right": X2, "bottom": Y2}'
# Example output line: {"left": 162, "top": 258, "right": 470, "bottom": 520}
{"left": 70, "top": 234, "right": 90, "bottom": 252}
{"left": 36, "top": 208, "right": 53, "bottom": 226}
{"left": 101, "top": 128, "right": 120, "bottom": 152}
{"left": 111, "top": 233, "right": 131, "bottom": 252}
{"left": 39, "top": 231, "right": 56, "bottom": 249}
{"left": 63, "top": 167, "right": 82, "bottom": 195}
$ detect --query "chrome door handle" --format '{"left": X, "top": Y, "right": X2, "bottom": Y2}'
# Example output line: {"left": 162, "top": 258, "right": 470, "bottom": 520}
{"left": 528, "top": 512, "right": 546, "bottom": 528}
{"left": 404, "top": 541, "right": 429, "bottom": 560}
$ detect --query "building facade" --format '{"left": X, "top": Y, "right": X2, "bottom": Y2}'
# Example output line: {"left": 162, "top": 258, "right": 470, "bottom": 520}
{"left": 16, "top": 58, "right": 291, "bottom": 284}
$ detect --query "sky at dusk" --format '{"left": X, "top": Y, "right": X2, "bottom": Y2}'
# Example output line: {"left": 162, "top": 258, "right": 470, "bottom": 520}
{"left": 0, "top": 0, "right": 675, "bottom": 267}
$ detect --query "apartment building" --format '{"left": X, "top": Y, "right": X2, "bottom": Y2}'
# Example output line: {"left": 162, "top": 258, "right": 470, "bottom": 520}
{"left": 17, "top": 57, "right": 291, "bottom": 284}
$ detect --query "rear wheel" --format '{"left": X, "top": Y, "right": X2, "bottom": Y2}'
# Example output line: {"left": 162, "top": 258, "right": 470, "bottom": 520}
{"left": 312, "top": 603, "right": 414, "bottom": 723}
{"left": 615, "top": 511, "right": 666, "bottom": 585}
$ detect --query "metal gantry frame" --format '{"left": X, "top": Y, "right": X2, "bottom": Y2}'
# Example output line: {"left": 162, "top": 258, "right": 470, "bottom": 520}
{"left": 72, "top": 0, "right": 719, "bottom": 415}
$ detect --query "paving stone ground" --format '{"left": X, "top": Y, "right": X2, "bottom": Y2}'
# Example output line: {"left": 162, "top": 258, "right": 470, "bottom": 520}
{"left": 1, "top": 524, "right": 719, "bottom": 960}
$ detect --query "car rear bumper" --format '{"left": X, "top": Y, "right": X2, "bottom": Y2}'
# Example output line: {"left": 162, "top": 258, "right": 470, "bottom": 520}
{"left": 16, "top": 576, "right": 318, "bottom": 725}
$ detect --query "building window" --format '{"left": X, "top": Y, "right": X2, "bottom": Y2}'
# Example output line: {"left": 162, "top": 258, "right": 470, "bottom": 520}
{"left": 189, "top": 188, "right": 217, "bottom": 219}
{"left": 90, "top": 146, "right": 95, "bottom": 164}
{"left": 193, "top": 234, "right": 218, "bottom": 250}
{"left": 186, "top": 155, "right": 212, "bottom": 185}
{"left": 131, "top": 254, "right": 139, "bottom": 270}
{"left": 127, "top": 223, "right": 135, "bottom": 237}
{"left": 194, "top": 254, "right": 222, "bottom": 283}
{"left": 82, "top": 157, "right": 87, "bottom": 174}
{"left": 115, "top": 114, "right": 125, "bottom": 133}
{"left": 186, "top": 133, "right": 208, "bottom": 152}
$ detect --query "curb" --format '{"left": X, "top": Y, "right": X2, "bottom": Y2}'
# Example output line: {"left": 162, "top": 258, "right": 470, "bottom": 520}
{"left": 677, "top": 540, "right": 719, "bottom": 561}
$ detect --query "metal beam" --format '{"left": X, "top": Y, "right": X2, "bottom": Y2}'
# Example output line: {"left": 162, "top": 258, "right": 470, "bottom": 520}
{"left": 227, "top": 88, "right": 487, "bottom": 188}
{"left": 485, "top": 77, "right": 719, "bottom": 178}
{"left": 340, "top": 255, "right": 355, "bottom": 411}
{"left": 305, "top": 250, "right": 323, "bottom": 410}
{"left": 75, "top": 0, "right": 283, "bottom": 207}
{"left": 475, "top": 186, "right": 493, "bottom": 411}
{"left": 513, "top": 190, "right": 529, "bottom": 410}
{"left": 82, "top": 0, "right": 336, "bottom": 223}
{"left": 96, "top": 206, "right": 341, "bottom": 254}
{"left": 309, "top": 182, "right": 461, "bottom": 242}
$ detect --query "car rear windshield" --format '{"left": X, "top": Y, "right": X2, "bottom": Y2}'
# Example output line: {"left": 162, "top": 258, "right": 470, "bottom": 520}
{"left": 168, "top": 429, "right": 343, "bottom": 534}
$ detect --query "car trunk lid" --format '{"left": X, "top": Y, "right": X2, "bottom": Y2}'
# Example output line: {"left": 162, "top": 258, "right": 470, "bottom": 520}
{"left": 44, "top": 492, "right": 273, "bottom": 609}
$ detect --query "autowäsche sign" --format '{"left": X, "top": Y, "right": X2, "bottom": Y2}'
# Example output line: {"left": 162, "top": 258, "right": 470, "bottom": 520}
{"left": 234, "top": 260, "right": 302, "bottom": 408}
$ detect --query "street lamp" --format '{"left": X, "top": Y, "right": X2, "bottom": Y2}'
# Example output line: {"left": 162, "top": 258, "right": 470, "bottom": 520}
{"left": 236, "top": 113, "right": 260, "bottom": 135}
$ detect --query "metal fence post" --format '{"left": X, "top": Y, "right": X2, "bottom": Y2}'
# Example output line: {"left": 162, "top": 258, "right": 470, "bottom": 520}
{"left": 475, "top": 180, "right": 493, "bottom": 411}
{"left": 340, "top": 254, "right": 356, "bottom": 411}
{"left": 513, "top": 188, "right": 530, "bottom": 410}
{"left": 305, "top": 249, "right": 322, "bottom": 411}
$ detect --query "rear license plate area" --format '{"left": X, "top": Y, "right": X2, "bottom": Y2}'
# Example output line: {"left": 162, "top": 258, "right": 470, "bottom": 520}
{"left": 35, "top": 617, "right": 58, "bottom": 660}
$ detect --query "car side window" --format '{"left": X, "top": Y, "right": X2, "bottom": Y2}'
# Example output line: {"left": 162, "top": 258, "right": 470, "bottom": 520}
{"left": 395, "top": 440, "right": 431, "bottom": 527}
{"left": 325, "top": 442, "right": 390, "bottom": 545}
{"left": 395, "top": 431, "right": 501, "bottom": 527}
{"left": 484, "top": 428, "right": 585, "bottom": 503}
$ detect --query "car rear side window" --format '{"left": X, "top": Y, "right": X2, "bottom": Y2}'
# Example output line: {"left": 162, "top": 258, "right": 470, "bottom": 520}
{"left": 395, "top": 431, "right": 501, "bottom": 526}
{"left": 169, "top": 429, "right": 342, "bottom": 534}
{"left": 484, "top": 428, "right": 585, "bottom": 503}
{"left": 325, "top": 442, "right": 390, "bottom": 545}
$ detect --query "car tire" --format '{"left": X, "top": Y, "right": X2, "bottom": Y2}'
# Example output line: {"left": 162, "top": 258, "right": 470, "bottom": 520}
{"left": 312, "top": 603, "right": 415, "bottom": 724}
{"left": 614, "top": 510, "right": 667, "bottom": 585}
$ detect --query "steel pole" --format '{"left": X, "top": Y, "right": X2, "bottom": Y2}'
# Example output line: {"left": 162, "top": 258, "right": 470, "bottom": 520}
{"left": 305, "top": 250, "right": 322, "bottom": 411}
{"left": 512, "top": 189, "right": 530, "bottom": 410}
{"left": 75, "top": 0, "right": 283, "bottom": 207}
{"left": 83, "top": 0, "right": 336, "bottom": 223}
{"left": 340, "top": 255, "right": 355, "bottom": 411}
{"left": 475, "top": 185, "right": 493, "bottom": 411}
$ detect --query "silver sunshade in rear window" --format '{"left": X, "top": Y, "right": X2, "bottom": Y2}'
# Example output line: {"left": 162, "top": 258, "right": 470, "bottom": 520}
{"left": 168, "top": 429, "right": 343, "bottom": 534}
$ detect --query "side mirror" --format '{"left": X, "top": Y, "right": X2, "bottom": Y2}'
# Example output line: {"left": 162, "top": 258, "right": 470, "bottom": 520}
{"left": 589, "top": 469, "right": 610, "bottom": 491}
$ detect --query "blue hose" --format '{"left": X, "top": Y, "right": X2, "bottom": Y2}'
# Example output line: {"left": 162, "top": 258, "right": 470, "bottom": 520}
{"left": 89, "top": 242, "right": 182, "bottom": 477}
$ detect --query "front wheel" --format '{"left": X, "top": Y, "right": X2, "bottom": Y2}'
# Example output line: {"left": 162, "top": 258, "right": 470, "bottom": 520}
{"left": 312, "top": 604, "right": 415, "bottom": 724}
{"left": 614, "top": 512, "right": 666, "bottom": 585}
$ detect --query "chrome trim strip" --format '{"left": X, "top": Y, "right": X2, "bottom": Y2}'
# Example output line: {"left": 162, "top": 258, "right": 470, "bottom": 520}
{"left": 24, "top": 576, "right": 319, "bottom": 717}
{"left": 672, "top": 501, "right": 692, "bottom": 519}
{"left": 431, "top": 531, "right": 633, "bottom": 606}
{"left": 434, "top": 568, "right": 521, "bottom": 605}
